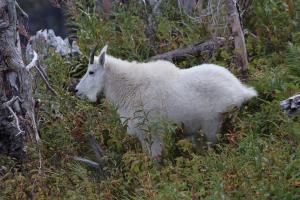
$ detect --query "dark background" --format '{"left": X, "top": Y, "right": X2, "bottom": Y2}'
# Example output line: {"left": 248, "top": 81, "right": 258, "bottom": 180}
{"left": 19, "top": 0, "right": 67, "bottom": 37}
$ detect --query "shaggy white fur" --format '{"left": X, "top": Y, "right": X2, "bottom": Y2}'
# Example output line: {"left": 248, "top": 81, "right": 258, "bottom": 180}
{"left": 76, "top": 45, "right": 257, "bottom": 157}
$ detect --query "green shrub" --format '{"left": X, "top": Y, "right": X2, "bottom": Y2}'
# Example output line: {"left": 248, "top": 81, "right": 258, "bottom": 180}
{"left": 1, "top": 1, "right": 300, "bottom": 199}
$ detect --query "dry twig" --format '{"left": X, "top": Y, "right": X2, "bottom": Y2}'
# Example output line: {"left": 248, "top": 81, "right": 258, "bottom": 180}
{"left": 1, "top": 96, "right": 24, "bottom": 136}
{"left": 73, "top": 156, "right": 101, "bottom": 169}
{"left": 26, "top": 51, "right": 58, "bottom": 96}
{"left": 15, "top": 1, "right": 28, "bottom": 19}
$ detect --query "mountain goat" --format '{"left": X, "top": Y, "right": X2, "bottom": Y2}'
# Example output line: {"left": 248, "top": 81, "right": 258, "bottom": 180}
{"left": 75, "top": 45, "right": 257, "bottom": 158}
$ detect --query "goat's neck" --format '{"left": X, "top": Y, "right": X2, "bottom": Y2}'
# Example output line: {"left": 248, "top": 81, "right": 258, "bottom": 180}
{"left": 103, "top": 55, "right": 141, "bottom": 111}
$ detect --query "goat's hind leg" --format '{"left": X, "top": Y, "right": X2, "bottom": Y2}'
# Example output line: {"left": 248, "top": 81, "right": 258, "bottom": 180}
{"left": 201, "top": 116, "right": 222, "bottom": 147}
{"left": 184, "top": 124, "right": 204, "bottom": 152}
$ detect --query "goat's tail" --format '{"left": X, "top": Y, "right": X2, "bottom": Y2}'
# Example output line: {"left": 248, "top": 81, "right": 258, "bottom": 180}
{"left": 242, "top": 86, "right": 257, "bottom": 101}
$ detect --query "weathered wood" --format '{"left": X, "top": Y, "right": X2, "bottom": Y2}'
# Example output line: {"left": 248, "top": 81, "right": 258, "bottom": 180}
{"left": 0, "top": 0, "right": 38, "bottom": 160}
{"left": 224, "top": 0, "right": 248, "bottom": 78}
{"left": 280, "top": 93, "right": 300, "bottom": 116}
{"left": 150, "top": 37, "right": 227, "bottom": 61}
{"left": 73, "top": 156, "right": 100, "bottom": 169}
{"left": 178, "top": 0, "right": 197, "bottom": 14}
{"left": 87, "top": 134, "right": 104, "bottom": 162}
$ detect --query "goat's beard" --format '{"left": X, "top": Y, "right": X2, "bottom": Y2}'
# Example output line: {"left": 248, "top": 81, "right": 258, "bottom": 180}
{"left": 94, "top": 93, "right": 105, "bottom": 104}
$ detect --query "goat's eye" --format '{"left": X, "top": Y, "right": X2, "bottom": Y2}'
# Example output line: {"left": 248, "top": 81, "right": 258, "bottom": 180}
{"left": 89, "top": 71, "right": 94, "bottom": 75}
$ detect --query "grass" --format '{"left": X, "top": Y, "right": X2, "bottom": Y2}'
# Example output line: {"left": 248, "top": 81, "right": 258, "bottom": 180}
{"left": 1, "top": 1, "right": 300, "bottom": 199}
{"left": 0, "top": 46, "right": 299, "bottom": 200}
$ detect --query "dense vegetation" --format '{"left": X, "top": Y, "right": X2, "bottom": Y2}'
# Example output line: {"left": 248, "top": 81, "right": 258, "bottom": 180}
{"left": 1, "top": 0, "right": 300, "bottom": 199}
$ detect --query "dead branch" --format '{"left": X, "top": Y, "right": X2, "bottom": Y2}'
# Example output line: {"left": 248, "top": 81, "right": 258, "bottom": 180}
{"left": 87, "top": 134, "right": 104, "bottom": 162}
{"left": 1, "top": 96, "right": 24, "bottom": 136}
{"left": 38, "top": 147, "right": 42, "bottom": 174}
{"left": 15, "top": 1, "right": 28, "bottom": 19}
{"left": 26, "top": 51, "right": 38, "bottom": 70}
{"left": 73, "top": 156, "right": 101, "bottom": 169}
{"left": 30, "top": 111, "right": 40, "bottom": 143}
{"left": 33, "top": 65, "right": 58, "bottom": 96}
{"left": 2, "top": 95, "right": 20, "bottom": 106}
{"left": 73, "top": 134, "right": 106, "bottom": 173}
{"left": 26, "top": 50, "right": 58, "bottom": 96}
{"left": 7, "top": 105, "right": 23, "bottom": 136}
{"left": 150, "top": 37, "right": 227, "bottom": 61}
{"left": 280, "top": 93, "right": 300, "bottom": 116}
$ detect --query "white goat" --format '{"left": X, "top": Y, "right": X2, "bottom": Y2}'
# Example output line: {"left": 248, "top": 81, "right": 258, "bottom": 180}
{"left": 75, "top": 45, "right": 257, "bottom": 158}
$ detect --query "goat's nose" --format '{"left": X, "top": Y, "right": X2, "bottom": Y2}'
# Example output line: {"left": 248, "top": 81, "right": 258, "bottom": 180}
{"left": 75, "top": 89, "right": 78, "bottom": 93}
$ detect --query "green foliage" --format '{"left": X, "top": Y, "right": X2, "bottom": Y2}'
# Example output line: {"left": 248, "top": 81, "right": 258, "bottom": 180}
{"left": 1, "top": 1, "right": 300, "bottom": 199}
{"left": 246, "top": 0, "right": 300, "bottom": 54}
{"left": 285, "top": 43, "right": 300, "bottom": 82}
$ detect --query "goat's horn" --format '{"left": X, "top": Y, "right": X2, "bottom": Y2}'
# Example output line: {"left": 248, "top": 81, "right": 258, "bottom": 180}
{"left": 89, "top": 45, "right": 98, "bottom": 64}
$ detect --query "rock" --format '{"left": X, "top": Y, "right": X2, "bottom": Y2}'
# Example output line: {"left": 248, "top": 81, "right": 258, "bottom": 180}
{"left": 26, "top": 29, "right": 81, "bottom": 62}
{"left": 280, "top": 93, "right": 300, "bottom": 116}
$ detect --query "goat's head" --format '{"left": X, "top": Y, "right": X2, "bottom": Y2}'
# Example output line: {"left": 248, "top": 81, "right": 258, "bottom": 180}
{"left": 75, "top": 45, "right": 108, "bottom": 102}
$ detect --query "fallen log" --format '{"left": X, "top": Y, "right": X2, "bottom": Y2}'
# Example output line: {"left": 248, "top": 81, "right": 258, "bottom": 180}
{"left": 280, "top": 93, "right": 300, "bottom": 116}
{"left": 150, "top": 37, "right": 227, "bottom": 61}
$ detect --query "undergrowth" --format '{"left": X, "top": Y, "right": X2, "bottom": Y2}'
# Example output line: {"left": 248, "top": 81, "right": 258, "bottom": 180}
{"left": 0, "top": 0, "right": 300, "bottom": 199}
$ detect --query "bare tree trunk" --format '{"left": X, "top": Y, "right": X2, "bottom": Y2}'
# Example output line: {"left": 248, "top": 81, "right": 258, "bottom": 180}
{"left": 178, "top": 0, "right": 197, "bottom": 14}
{"left": 224, "top": 0, "right": 248, "bottom": 78}
{"left": 0, "top": 0, "right": 38, "bottom": 160}
{"left": 96, "top": 0, "right": 111, "bottom": 20}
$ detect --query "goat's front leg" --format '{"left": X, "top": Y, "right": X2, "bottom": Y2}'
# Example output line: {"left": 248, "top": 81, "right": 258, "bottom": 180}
{"left": 129, "top": 126, "right": 163, "bottom": 158}
{"left": 136, "top": 130, "right": 163, "bottom": 158}
{"left": 127, "top": 120, "right": 163, "bottom": 158}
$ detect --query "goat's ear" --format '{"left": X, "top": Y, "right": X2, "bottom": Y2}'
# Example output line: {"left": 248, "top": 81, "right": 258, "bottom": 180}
{"left": 98, "top": 45, "right": 108, "bottom": 66}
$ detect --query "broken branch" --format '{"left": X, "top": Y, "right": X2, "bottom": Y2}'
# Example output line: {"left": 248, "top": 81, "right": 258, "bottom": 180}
{"left": 26, "top": 51, "right": 38, "bottom": 70}
{"left": 150, "top": 37, "right": 227, "bottom": 61}
{"left": 87, "top": 134, "right": 104, "bottom": 162}
{"left": 280, "top": 93, "right": 300, "bottom": 116}
{"left": 34, "top": 65, "right": 58, "bottom": 96}
{"left": 1, "top": 96, "right": 24, "bottom": 136}
{"left": 15, "top": 1, "right": 28, "bottom": 19}
{"left": 26, "top": 51, "right": 58, "bottom": 96}
{"left": 73, "top": 156, "right": 100, "bottom": 169}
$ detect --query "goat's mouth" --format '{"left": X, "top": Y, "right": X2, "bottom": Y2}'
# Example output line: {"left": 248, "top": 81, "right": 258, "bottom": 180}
{"left": 95, "top": 92, "right": 105, "bottom": 103}
{"left": 75, "top": 92, "right": 86, "bottom": 100}
{"left": 74, "top": 90, "right": 104, "bottom": 103}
